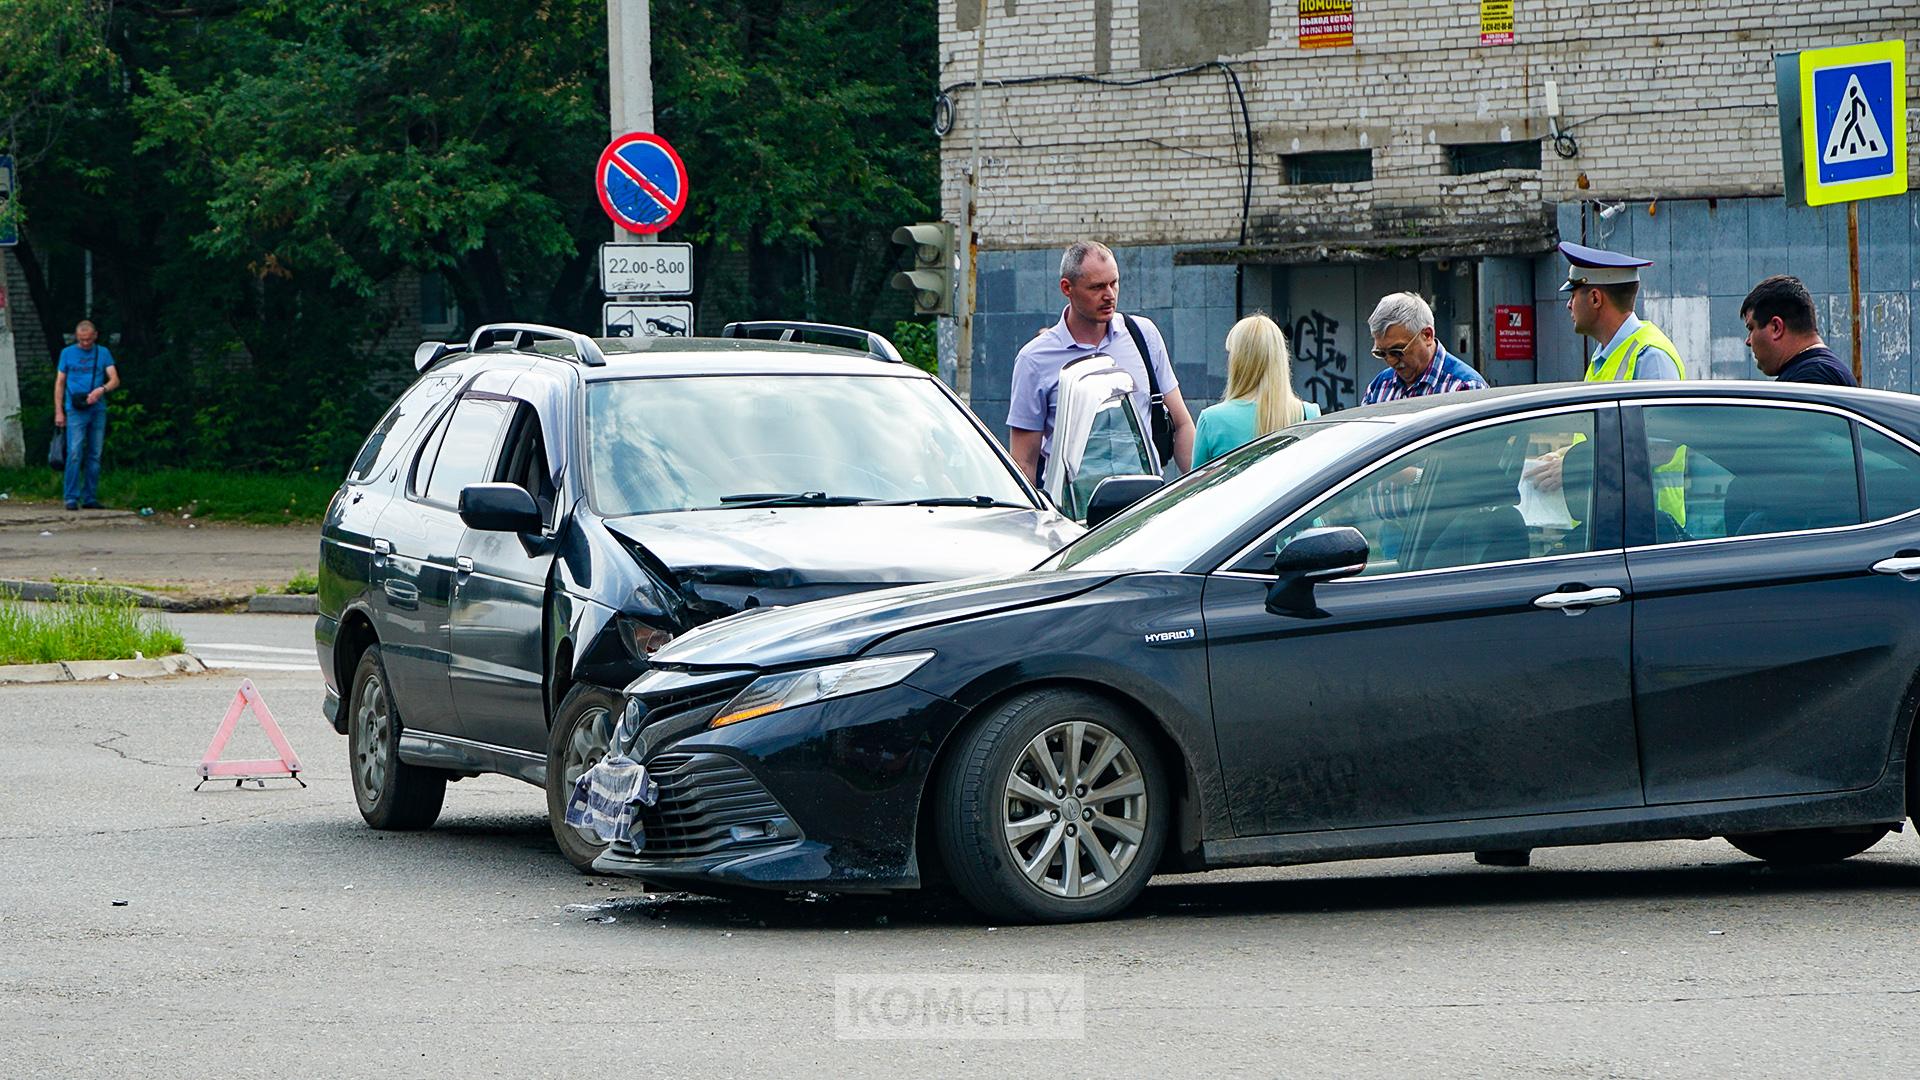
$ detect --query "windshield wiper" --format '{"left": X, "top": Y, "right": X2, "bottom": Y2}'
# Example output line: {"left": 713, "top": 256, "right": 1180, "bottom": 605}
{"left": 861, "top": 495, "right": 1031, "bottom": 509}
{"left": 703, "top": 491, "right": 874, "bottom": 510}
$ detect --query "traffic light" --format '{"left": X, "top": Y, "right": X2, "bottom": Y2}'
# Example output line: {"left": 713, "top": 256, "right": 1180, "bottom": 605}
{"left": 890, "top": 222, "right": 955, "bottom": 316}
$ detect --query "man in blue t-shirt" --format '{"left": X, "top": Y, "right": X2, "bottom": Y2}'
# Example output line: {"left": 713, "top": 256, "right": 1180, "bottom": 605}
{"left": 54, "top": 319, "right": 122, "bottom": 510}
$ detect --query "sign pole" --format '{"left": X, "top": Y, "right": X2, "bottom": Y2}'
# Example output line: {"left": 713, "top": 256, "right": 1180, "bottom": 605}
{"left": 954, "top": 0, "right": 987, "bottom": 403}
{"left": 1847, "top": 202, "right": 1862, "bottom": 383}
{"left": 609, "top": 0, "right": 655, "bottom": 249}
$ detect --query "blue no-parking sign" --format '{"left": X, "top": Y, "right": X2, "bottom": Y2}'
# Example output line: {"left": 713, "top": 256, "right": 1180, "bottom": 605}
{"left": 1778, "top": 40, "right": 1908, "bottom": 207}
{"left": 595, "top": 132, "right": 688, "bottom": 235}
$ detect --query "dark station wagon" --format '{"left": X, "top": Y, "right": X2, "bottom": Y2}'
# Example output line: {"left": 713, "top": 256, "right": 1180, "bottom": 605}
{"left": 315, "top": 322, "right": 1080, "bottom": 869}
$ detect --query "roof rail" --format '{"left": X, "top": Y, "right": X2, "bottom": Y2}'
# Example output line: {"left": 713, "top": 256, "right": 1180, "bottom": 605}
{"left": 720, "top": 321, "right": 904, "bottom": 364}
{"left": 468, "top": 322, "right": 607, "bottom": 367}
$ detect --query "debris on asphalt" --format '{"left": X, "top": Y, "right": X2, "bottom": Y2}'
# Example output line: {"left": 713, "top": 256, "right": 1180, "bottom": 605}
{"left": 1708, "top": 930, "right": 1726, "bottom": 935}
{"left": 138, "top": 507, "right": 155, "bottom": 517}
{"left": 39, "top": 530, "right": 52, "bottom": 537}
{"left": 111, "top": 899, "right": 128, "bottom": 907}
{"left": 584, "top": 914, "right": 616, "bottom": 924}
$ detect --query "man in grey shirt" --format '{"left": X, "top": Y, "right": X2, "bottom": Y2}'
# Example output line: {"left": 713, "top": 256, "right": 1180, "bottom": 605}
{"left": 1006, "top": 240, "right": 1194, "bottom": 483}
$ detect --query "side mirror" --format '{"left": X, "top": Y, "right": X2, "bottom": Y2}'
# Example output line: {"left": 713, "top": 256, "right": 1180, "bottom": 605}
{"left": 1085, "top": 474, "right": 1165, "bottom": 528}
{"left": 1265, "top": 526, "right": 1368, "bottom": 617}
{"left": 459, "top": 483, "right": 543, "bottom": 534}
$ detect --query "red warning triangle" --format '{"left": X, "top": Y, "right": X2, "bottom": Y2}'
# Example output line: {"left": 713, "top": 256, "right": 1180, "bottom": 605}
{"left": 196, "top": 679, "right": 307, "bottom": 789}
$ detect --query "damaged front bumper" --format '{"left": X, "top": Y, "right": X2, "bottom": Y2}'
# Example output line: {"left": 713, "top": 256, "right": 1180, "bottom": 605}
{"left": 589, "top": 680, "right": 968, "bottom": 892}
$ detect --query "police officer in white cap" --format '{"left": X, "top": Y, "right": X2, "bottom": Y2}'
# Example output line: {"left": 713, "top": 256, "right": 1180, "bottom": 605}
{"left": 1559, "top": 241, "right": 1685, "bottom": 380}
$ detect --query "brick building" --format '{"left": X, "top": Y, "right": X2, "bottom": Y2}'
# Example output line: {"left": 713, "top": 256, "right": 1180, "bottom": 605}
{"left": 938, "top": 1, "right": 1920, "bottom": 432}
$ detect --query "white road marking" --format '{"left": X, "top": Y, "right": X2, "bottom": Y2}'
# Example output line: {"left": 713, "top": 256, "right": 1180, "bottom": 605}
{"left": 196, "top": 659, "right": 321, "bottom": 672}
{"left": 189, "top": 642, "right": 314, "bottom": 656}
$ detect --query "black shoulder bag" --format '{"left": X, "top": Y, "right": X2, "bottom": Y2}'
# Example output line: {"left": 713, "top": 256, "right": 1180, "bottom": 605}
{"left": 68, "top": 348, "right": 102, "bottom": 414}
{"left": 1121, "top": 313, "right": 1176, "bottom": 465}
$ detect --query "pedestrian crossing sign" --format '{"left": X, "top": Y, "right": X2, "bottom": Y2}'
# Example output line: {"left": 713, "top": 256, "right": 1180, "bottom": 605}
{"left": 1798, "top": 40, "right": 1906, "bottom": 206}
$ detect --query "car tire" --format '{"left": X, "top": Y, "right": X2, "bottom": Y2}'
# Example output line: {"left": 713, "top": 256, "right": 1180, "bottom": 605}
{"left": 347, "top": 645, "right": 446, "bottom": 830}
{"left": 1724, "top": 825, "right": 1892, "bottom": 865}
{"left": 934, "top": 689, "right": 1169, "bottom": 924}
{"left": 546, "top": 684, "right": 624, "bottom": 872}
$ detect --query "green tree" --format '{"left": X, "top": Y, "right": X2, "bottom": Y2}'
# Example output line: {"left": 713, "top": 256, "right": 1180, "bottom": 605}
{"left": 2, "top": 0, "right": 940, "bottom": 473}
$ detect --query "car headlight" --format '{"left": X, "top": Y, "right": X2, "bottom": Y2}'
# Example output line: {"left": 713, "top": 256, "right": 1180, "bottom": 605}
{"left": 612, "top": 696, "right": 647, "bottom": 753}
{"left": 711, "top": 652, "right": 935, "bottom": 729}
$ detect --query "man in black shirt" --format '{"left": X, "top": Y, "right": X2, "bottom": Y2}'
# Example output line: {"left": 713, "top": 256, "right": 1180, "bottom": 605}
{"left": 1740, "top": 275, "right": 1857, "bottom": 386}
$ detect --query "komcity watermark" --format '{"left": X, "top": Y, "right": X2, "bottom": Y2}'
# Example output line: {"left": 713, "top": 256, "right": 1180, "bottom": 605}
{"left": 833, "top": 974, "right": 1086, "bottom": 1040}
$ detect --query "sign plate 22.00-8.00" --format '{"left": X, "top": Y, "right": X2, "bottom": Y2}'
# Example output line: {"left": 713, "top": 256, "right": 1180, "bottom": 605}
{"left": 600, "top": 242, "right": 692, "bottom": 297}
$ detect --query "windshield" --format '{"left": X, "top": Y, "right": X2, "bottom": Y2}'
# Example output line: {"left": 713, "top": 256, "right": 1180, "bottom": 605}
{"left": 586, "top": 373, "right": 1033, "bottom": 515}
{"left": 1043, "top": 420, "right": 1388, "bottom": 573}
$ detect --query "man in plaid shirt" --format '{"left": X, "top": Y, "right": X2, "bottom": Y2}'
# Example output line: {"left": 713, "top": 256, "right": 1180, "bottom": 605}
{"left": 1360, "top": 292, "right": 1488, "bottom": 405}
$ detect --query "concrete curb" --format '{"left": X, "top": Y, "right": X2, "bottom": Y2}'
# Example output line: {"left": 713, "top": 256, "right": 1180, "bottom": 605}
{"left": 0, "top": 578, "right": 247, "bottom": 613}
{"left": 247, "top": 593, "right": 318, "bottom": 615}
{"left": 0, "top": 653, "right": 208, "bottom": 685}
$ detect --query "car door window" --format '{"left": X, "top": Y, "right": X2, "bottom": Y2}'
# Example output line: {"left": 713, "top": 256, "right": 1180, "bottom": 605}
{"left": 494, "top": 403, "right": 558, "bottom": 528}
{"left": 1261, "top": 411, "right": 1598, "bottom": 576}
{"left": 1860, "top": 427, "right": 1920, "bottom": 522}
{"left": 347, "top": 374, "right": 461, "bottom": 483}
{"left": 419, "top": 397, "right": 514, "bottom": 506}
{"left": 1066, "top": 398, "right": 1155, "bottom": 519}
{"left": 1639, "top": 405, "right": 1859, "bottom": 542}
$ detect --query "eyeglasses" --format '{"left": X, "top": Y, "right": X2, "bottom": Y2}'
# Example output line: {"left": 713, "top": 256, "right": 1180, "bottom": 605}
{"left": 1370, "top": 344, "right": 1412, "bottom": 362}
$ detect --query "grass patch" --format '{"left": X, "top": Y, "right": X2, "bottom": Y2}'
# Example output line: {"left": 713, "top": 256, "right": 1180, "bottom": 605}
{"left": 0, "top": 588, "right": 187, "bottom": 665}
{"left": 283, "top": 568, "right": 320, "bottom": 595}
{"left": 0, "top": 467, "right": 338, "bottom": 524}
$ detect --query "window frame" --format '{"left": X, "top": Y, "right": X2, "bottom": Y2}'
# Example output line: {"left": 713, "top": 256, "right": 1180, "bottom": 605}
{"left": 409, "top": 391, "right": 517, "bottom": 510}
{"left": 1444, "top": 141, "right": 1543, "bottom": 175}
{"left": 1214, "top": 403, "right": 1623, "bottom": 579}
{"left": 1283, "top": 149, "right": 1374, "bottom": 185}
{"left": 1621, "top": 398, "right": 1920, "bottom": 552}
{"left": 491, "top": 400, "right": 560, "bottom": 533}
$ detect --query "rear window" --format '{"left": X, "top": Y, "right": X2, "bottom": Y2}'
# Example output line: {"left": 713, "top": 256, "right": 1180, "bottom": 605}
{"left": 347, "top": 374, "right": 461, "bottom": 483}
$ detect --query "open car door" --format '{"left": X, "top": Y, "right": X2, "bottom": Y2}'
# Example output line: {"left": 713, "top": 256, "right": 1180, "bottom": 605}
{"left": 1043, "top": 353, "right": 1160, "bottom": 522}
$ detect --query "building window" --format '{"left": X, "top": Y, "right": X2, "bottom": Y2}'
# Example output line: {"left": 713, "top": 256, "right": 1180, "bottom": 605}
{"left": 1284, "top": 150, "right": 1373, "bottom": 185}
{"left": 420, "top": 272, "right": 459, "bottom": 333}
{"left": 1445, "top": 141, "right": 1542, "bottom": 175}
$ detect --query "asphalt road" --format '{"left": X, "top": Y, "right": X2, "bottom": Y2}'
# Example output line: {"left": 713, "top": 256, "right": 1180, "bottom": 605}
{"left": 6, "top": 614, "right": 1920, "bottom": 1077}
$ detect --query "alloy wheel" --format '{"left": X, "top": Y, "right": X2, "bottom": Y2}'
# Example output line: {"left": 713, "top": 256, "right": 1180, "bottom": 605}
{"left": 1000, "top": 720, "right": 1149, "bottom": 899}
{"left": 354, "top": 673, "right": 390, "bottom": 801}
{"left": 562, "top": 705, "right": 615, "bottom": 846}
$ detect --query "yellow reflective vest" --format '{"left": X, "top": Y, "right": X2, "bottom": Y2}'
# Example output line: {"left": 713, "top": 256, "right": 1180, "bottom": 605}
{"left": 1585, "top": 321, "right": 1686, "bottom": 383}
{"left": 1585, "top": 320, "right": 1688, "bottom": 526}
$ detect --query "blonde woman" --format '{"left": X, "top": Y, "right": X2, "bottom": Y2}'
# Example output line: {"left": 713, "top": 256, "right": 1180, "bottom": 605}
{"left": 1192, "top": 314, "right": 1319, "bottom": 466}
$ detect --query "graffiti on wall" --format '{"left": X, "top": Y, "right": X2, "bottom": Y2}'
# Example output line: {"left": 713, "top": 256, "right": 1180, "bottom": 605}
{"left": 1294, "top": 309, "right": 1355, "bottom": 412}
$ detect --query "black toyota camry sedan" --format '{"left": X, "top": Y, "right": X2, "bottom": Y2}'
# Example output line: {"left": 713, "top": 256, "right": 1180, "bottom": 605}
{"left": 314, "top": 322, "right": 1079, "bottom": 870}
{"left": 587, "top": 379, "right": 1920, "bottom": 922}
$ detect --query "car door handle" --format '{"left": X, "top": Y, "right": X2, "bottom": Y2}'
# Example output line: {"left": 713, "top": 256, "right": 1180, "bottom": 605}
{"left": 383, "top": 579, "right": 419, "bottom": 610}
{"left": 1871, "top": 555, "right": 1920, "bottom": 578}
{"left": 455, "top": 556, "right": 474, "bottom": 575}
{"left": 373, "top": 539, "right": 392, "bottom": 555}
{"left": 1533, "top": 586, "right": 1623, "bottom": 612}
